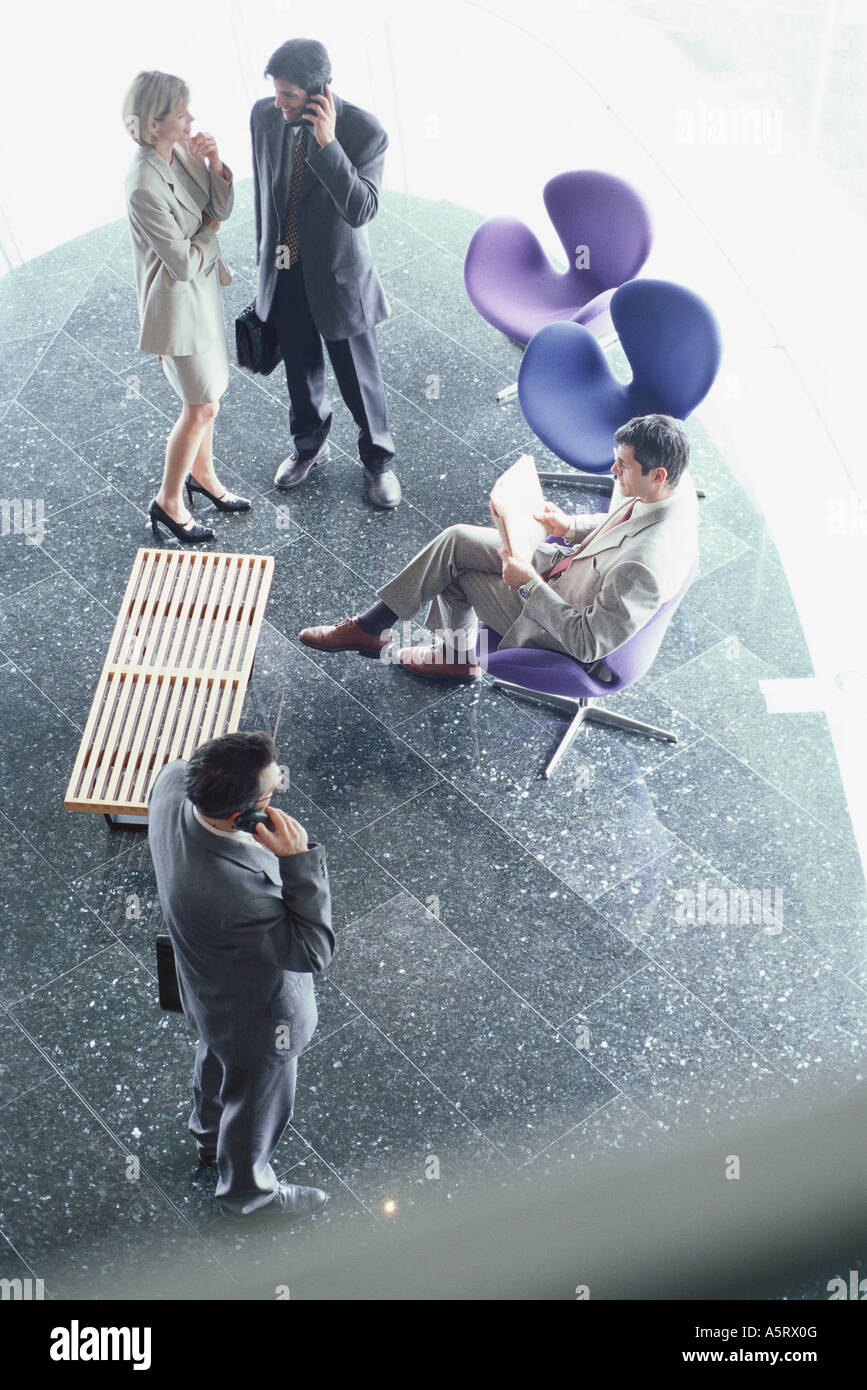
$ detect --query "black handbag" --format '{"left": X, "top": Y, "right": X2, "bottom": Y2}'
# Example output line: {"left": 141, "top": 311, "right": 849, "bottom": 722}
{"left": 156, "top": 935, "right": 183, "bottom": 1012}
{"left": 235, "top": 302, "right": 281, "bottom": 376}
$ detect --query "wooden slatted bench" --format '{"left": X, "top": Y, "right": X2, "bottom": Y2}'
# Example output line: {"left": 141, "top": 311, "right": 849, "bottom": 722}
{"left": 65, "top": 547, "right": 275, "bottom": 826}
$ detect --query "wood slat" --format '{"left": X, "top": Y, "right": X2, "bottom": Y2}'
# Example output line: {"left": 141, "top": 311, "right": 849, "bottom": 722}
{"left": 64, "top": 548, "right": 274, "bottom": 816}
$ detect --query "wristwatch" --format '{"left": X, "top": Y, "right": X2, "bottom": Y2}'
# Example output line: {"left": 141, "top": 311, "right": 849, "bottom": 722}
{"left": 518, "top": 577, "right": 537, "bottom": 603}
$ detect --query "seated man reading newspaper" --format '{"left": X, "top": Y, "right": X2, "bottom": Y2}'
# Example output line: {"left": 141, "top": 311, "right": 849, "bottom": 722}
{"left": 298, "top": 414, "right": 699, "bottom": 681}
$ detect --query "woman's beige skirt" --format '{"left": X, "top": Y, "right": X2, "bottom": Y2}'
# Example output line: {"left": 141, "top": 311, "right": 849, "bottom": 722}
{"left": 160, "top": 269, "right": 230, "bottom": 404}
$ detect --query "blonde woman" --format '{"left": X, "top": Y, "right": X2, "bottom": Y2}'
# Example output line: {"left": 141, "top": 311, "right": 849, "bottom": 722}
{"left": 123, "top": 70, "right": 249, "bottom": 544}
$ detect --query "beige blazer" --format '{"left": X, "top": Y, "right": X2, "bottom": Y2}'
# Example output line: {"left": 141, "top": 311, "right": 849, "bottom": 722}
{"left": 501, "top": 478, "right": 700, "bottom": 665}
{"left": 125, "top": 143, "right": 234, "bottom": 356}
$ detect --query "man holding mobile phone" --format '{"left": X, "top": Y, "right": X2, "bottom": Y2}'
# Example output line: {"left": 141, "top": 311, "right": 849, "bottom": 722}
{"left": 250, "top": 38, "right": 401, "bottom": 509}
{"left": 148, "top": 731, "right": 335, "bottom": 1220}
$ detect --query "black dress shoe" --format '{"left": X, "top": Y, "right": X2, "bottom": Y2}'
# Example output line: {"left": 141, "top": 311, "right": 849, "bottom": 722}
{"left": 365, "top": 468, "right": 402, "bottom": 509}
{"left": 274, "top": 442, "right": 330, "bottom": 488}
{"left": 220, "top": 1182, "right": 328, "bottom": 1222}
{"left": 185, "top": 475, "right": 251, "bottom": 512}
{"left": 149, "top": 500, "right": 215, "bottom": 544}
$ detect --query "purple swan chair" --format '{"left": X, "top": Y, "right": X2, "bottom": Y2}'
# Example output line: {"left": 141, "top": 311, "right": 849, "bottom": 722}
{"left": 464, "top": 170, "right": 652, "bottom": 399}
{"left": 480, "top": 554, "right": 699, "bottom": 778}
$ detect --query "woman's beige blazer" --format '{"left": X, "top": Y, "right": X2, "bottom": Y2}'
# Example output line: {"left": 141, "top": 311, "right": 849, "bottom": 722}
{"left": 125, "top": 143, "right": 234, "bottom": 356}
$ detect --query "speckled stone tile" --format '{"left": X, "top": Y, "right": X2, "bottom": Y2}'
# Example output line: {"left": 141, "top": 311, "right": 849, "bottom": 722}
{"left": 263, "top": 466, "right": 440, "bottom": 587}
{"left": 0, "top": 1074, "right": 232, "bottom": 1298}
{"left": 199, "top": 1150, "right": 386, "bottom": 1291}
{"left": 63, "top": 267, "right": 145, "bottom": 377}
{"left": 396, "top": 679, "right": 675, "bottom": 901}
{"left": 382, "top": 247, "right": 526, "bottom": 377}
{"left": 381, "top": 191, "right": 485, "bottom": 259}
{"left": 0, "top": 224, "right": 117, "bottom": 346}
{"left": 0, "top": 402, "right": 109, "bottom": 517}
{"left": 642, "top": 737, "right": 867, "bottom": 977}
{"left": 681, "top": 415, "right": 739, "bottom": 496}
{"left": 0, "top": 827, "right": 116, "bottom": 1004}
{"left": 16, "top": 331, "right": 148, "bottom": 447}
{"left": 373, "top": 385, "right": 506, "bottom": 529}
{"left": 652, "top": 638, "right": 852, "bottom": 839}
{"left": 0, "top": 1009, "right": 54, "bottom": 1108}
{"left": 71, "top": 399, "right": 177, "bottom": 497}
{"left": 253, "top": 543, "right": 464, "bottom": 726}
{"left": 0, "top": 528, "right": 62, "bottom": 599}
{"left": 217, "top": 212, "right": 259, "bottom": 285}
{"left": 563, "top": 961, "right": 796, "bottom": 1137}
{"left": 327, "top": 894, "right": 617, "bottom": 1162}
{"left": 0, "top": 569, "right": 115, "bottom": 725}
{"left": 180, "top": 466, "right": 303, "bottom": 554}
{"left": 367, "top": 207, "right": 441, "bottom": 274}
{"left": 687, "top": 549, "right": 813, "bottom": 677}
{"left": 353, "top": 781, "right": 647, "bottom": 1023}
{"left": 288, "top": 1015, "right": 528, "bottom": 1209}
{"left": 528, "top": 1095, "right": 672, "bottom": 1178}
{"left": 701, "top": 480, "right": 782, "bottom": 568}
{"left": 0, "top": 667, "right": 140, "bottom": 880}
{"left": 261, "top": 780, "right": 401, "bottom": 931}
{"left": 592, "top": 839, "right": 867, "bottom": 1088}
{"left": 0, "top": 333, "right": 53, "bottom": 399}
{"left": 645, "top": 600, "right": 727, "bottom": 680}
{"left": 36, "top": 484, "right": 159, "bottom": 609}
{"left": 71, "top": 840, "right": 163, "bottom": 970}
{"left": 697, "top": 511, "right": 750, "bottom": 578}
{"left": 377, "top": 310, "right": 534, "bottom": 461}
{"left": 235, "top": 620, "right": 441, "bottom": 834}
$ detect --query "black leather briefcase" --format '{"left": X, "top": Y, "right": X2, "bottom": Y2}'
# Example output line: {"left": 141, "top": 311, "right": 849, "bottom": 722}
{"left": 156, "top": 935, "right": 183, "bottom": 1012}
{"left": 235, "top": 302, "right": 281, "bottom": 376}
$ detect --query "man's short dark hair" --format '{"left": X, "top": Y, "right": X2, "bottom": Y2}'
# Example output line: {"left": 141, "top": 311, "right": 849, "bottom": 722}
{"left": 185, "top": 731, "right": 277, "bottom": 817}
{"left": 265, "top": 39, "right": 331, "bottom": 91}
{"left": 614, "top": 414, "right": 690, "bottom": 488}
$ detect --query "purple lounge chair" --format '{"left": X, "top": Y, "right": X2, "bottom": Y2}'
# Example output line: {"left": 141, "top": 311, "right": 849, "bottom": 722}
{"left": 481, "top": 555, "right": 698, "bottom": 778}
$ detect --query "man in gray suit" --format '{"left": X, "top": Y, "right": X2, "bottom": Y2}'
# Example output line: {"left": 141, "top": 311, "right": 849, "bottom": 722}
{"left": 251, "top": 37, "right": 401, "bottom": 510}
{"left": 148, "top": 731, "right": 335, "bottom": 1220}
{"left": 298, "top": 415, "right": 699, "bottom": 679}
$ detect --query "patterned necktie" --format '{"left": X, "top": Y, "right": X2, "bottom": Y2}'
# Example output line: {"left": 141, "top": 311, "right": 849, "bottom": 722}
{"left": 280, "top": 128, "right": 307, "bottom": 266}
{"left": 547, "top": 501, "right": 636, "bottom": 581}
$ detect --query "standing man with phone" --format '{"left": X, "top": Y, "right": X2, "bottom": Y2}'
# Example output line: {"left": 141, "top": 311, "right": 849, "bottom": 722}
{"left": 250, "top": 38, "right": 401, "bottom": 509}
{"left": 148, "top": 731, "right": 335, "bottom": 1220}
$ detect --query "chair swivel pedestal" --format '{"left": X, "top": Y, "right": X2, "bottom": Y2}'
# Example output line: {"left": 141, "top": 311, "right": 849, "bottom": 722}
{"left": 488, "top": 678, "right": 677, "bottom": 779}
{"left": 480, "top": 556, "right": 698, "bottom": 779}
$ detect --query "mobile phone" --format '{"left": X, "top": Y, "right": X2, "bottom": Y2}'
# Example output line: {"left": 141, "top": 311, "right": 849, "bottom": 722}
{"left": 234, "top": 808, "right": 270, "bottom": 833}
{"left": 289, "top": 82, "right": 326, "bottom": 127}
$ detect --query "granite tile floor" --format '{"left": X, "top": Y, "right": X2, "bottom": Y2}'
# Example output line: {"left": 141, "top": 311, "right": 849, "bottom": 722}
{"left": 0, "top": 189, "right": 864, "bottom": 1300}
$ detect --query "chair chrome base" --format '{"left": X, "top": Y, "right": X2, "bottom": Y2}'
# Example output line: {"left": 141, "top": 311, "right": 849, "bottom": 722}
{"left": 489, "top": 677, "right": 677, "bottom": 778}
{"left": 538, "top": 469, "right": 706, "bottom": 500}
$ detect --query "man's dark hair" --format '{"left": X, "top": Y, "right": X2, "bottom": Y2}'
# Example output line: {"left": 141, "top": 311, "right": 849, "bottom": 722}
{"left": 614, "top": 414, "right": 690, "bottom": 488}
{"left": 185, "top": 731, "right": 277, "bottom": 817}
{"left": 265, "top": 39, "right": 331, "bottom": 91}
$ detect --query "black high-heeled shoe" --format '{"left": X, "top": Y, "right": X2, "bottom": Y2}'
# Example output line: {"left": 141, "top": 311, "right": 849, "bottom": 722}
{"left": 185, "top": 475, "right": 251, "bottom": 513}
{"left": 149, "top": 499, "right": 215, "bottom": 544}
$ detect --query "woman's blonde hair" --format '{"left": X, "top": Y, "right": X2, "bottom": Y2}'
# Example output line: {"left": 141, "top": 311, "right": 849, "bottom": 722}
{"left": 122, "top": 70, "right": 189, "bottom": 146}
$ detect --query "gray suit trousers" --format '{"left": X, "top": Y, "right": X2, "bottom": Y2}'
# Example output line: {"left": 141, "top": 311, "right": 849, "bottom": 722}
{"left": 376, "top": 523, "right": 561, "bottom": 648}
{"left": 190, "top": 1040, "right": 297, "bottom": 1213}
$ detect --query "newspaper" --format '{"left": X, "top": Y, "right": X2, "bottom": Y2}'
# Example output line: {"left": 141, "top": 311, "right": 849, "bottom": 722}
{"left": 489, "top": 454, "right": 547, "bottom": 562}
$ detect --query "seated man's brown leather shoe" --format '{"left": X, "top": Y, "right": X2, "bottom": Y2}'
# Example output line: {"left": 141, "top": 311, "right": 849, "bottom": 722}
{"left": 397, "top": 645, "right": 481, "bottom": 680}
{"left": 299, "top": 615, "right": 391, "bottom": 657}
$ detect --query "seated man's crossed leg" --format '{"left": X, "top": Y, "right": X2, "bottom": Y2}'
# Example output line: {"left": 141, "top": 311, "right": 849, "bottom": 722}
{"left": 299, "top": 523, "right": 533, "bottom": 679}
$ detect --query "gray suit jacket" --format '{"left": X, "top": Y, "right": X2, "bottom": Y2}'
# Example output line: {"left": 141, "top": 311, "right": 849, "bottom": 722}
{"left": 250, "top": 94, "right": 390, "bottom": 337}
{"left": 502, "top": 479, "right": 699, "bottom": 666}
{"left": 148, "top": 761, "right": 334, "bottom": 1066}
{"left": 125, "top": 142, "right": 234, "bottom": 355}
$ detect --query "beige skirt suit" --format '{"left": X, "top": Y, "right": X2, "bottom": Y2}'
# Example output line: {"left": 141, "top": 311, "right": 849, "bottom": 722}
{"left": 125, "top": 142, "right": 234, "bottom": 404}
